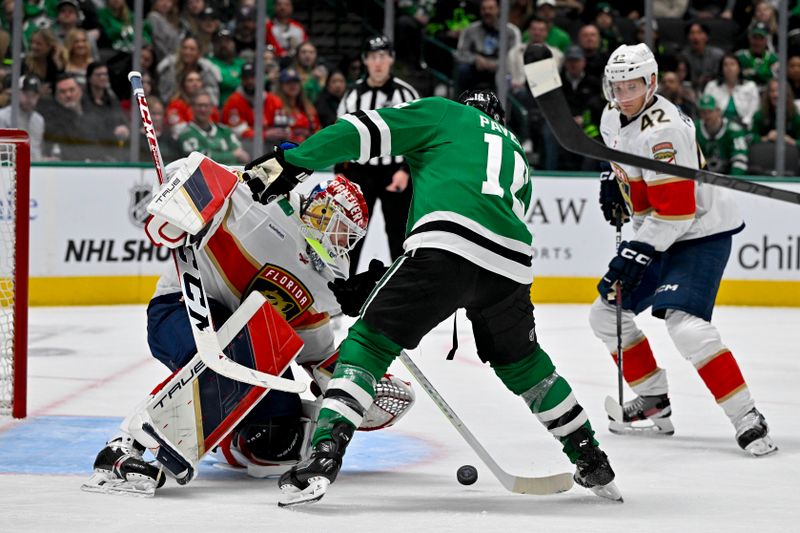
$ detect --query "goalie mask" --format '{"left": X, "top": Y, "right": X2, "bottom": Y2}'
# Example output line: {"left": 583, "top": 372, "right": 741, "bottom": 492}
{"left": 602, "top": 43, "right": 658, "bottom": 116}
{"left": 300, "top": 175, "right": 368, "bottom": 277}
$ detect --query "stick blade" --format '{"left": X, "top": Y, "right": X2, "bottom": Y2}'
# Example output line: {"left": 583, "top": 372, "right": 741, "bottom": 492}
{"left": 604, "top": 395, "right": 624, "bottom": 422}
{"left": 509, "top": 472, "right": 574, "bottom": 495}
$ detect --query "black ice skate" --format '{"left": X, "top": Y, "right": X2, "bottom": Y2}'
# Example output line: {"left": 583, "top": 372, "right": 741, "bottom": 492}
{"left": 606, "top": 393, "right": 674, "bottom": 436}
{"left": 277, "top": 422, "right": 354, "bottom": 507}
{"left": 81, "top": 437, "right": 166, "bottom": 497}
{"left": 734, "top": 408, "right": 778, "bottom": 457}
{"left": 567, "top": 427, "right": 623, "bottom": 502}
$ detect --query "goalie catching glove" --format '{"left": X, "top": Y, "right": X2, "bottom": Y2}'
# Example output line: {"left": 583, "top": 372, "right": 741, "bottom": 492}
{"left": 243, "top": 142, "right": 313, "bottom": 204}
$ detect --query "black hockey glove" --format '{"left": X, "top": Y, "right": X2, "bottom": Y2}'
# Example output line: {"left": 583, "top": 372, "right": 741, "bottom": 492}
{"left": 243, "top": 141, "right": 312, "bottom": 204}
{"left": 599, "top": 163, "right": 631, "bottom": 226}
{"left": 327, "top": 259, "right": 389, "bottom": 317}
{"left": 598, "top": 240, "right": 655, "bottom": 301}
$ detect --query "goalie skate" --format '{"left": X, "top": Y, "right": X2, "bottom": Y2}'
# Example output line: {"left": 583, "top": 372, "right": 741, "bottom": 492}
{"left": 81, "top": 438, "right": 166, "bottom": 497}
{"left": 735, "top": 408, "right": 778, "bottom": 457}
{"left": 606, "top": 394, "right": 674, "bottom": 436}
{"left": 81, "top": 471, "right": 160, "bottom": 498}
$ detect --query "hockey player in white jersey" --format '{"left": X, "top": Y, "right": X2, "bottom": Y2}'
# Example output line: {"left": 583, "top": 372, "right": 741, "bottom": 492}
{"left": 589, "top": 43, "right": 777, "bottom": 456}
{"left": 83, "top": 155, "right": 415, "bottom": 495}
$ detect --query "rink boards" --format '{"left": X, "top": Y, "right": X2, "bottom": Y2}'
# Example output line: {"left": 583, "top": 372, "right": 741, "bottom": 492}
{"left": 27, "top": 164, "right": 800, "bottom": 306}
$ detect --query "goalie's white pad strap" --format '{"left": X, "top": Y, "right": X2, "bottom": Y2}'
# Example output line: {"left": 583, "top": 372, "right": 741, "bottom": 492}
{"left": 524, "top": 57, "right": 562, "bottom": 97}
{"left": 147, "top": 151, "right": 238, "bottom": 235}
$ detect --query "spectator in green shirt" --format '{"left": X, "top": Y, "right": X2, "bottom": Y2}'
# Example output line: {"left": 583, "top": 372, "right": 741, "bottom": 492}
{"left": 97, "top": 0, "right": 151, "bottom": 53}
{"left": 208, "top": 29, "right": 244, "bottom": 109}
{"left": 696, "top": 94, "right": 749, "bottom": 176}
{"left": 536, "top": 0, "right": 570, "bottom": 52}
{"left": 178, "top": 90, "right": 249, "bottom": 165}
{"left": 735, "top": 21, "right": 778, "bottom": 87}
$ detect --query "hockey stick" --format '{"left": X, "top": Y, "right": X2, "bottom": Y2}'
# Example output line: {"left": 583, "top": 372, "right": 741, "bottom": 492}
{"left": 522, "top": 46, "right": 800, "bottom": 206}
{"left": 128, "top": 71, "right": 304, "bottom": 394}
{"left": 606, "top": 210, "right": 626, "bottom": 423}
{"left": 398, "top": 351, "right": 574, "bottom": 495}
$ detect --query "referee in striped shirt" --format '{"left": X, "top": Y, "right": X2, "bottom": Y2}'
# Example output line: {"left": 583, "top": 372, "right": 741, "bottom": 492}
{"left": 336, "top": 35, "right": 420, "bottom": 275}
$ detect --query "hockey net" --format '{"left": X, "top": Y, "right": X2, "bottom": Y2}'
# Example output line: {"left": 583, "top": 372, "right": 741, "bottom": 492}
{"left": 0, "top": 130, "right": 29, "bottom": 419}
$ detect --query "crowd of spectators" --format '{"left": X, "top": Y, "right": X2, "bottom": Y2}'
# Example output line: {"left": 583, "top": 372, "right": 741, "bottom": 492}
{"left": 0, "top": 0, "right": 344, "bottom": 163}
{"left": 1, "top": 0, "right": 800, "bottom": 175}
{"left": 443, "top": 0, "right": 800, "bottom": 174}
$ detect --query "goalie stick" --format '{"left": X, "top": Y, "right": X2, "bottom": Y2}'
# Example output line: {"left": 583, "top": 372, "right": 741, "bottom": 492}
{"left": 522, "top": 45, "right": 800, "bottom": 206}
{"left": 128, "top": 71, "right": 304, "bottom": 394}
{"left": 398, "top": 351, "right": 574, "bottom": 495}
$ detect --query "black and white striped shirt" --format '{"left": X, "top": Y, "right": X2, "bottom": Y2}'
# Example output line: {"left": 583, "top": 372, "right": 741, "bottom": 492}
{"left": 337, "top": 77, "right": 419, "bottom": 166}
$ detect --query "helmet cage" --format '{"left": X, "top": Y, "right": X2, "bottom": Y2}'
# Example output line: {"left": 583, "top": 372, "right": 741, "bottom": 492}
{"left": 602, "top": 44, "right": 658, "bottom": 114}
{"left": 300, "top": 177, "right": 368, "bottom": 272}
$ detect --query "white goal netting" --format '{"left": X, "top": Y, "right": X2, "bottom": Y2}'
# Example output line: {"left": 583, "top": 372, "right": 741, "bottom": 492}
{"left": 0, "top": 141, "right": 18, "bottom": 416}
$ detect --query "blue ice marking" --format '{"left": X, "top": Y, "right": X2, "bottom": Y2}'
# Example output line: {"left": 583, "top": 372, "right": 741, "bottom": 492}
{"left": 0, "top": 416, "right": 432, "bottom": 476}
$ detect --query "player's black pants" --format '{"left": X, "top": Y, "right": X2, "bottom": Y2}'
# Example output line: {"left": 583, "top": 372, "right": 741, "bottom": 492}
{"left": 362, "top": 248, "right": 538, "bottom": 366}
{"left": 339, "top": 162, "right": 412, "bottom": 275}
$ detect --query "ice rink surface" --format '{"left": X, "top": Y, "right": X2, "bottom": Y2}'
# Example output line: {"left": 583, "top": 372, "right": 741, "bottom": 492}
{"left": 1, "top": 303, "right": 798, "bottom": 533}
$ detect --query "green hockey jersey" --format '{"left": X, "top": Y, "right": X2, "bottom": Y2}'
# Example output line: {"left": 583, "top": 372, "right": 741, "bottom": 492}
{"left": 178, "top": 122, "right": 242, "bottom": 166}
{"left": 284, "top": 96, "right": 534, "bottom": 283}
{"left": 695, "top": 118, "right": 748, "bottom": 176}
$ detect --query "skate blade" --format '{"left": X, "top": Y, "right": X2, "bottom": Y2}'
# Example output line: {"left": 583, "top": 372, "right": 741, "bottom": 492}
{"left": 277, "top": 478, "right": 330, "bottom": 508}
{"left": 744, "top": 436, "right": 779, "bottom": 457}
{"left": 81, "top": 472, "right": 156, "bottom": 498}
{"left": 589, "top": 481, "right": 624, "bottom": 502}
{"left": 609, "top": 417, "right": 674, "bottom": 436}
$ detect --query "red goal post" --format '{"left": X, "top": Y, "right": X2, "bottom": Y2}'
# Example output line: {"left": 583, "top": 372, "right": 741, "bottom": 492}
{"left": 0, "top": 129, "right": 29, "bottom": 419}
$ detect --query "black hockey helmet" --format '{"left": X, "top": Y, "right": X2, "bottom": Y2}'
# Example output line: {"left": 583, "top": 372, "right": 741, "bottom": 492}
{"left": 457, "top": 89, "right": 505, "bottom": 124}
{"left": 362, "top": 35, "right": 394, "bottom": 58}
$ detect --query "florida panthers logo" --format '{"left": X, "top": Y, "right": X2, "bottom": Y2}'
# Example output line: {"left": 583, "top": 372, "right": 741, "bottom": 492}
{"left": 261, "top": 289, "right": 296, "bottom": 317}
{"left": 244, "top": 264, "right": 312, "bottom": 321}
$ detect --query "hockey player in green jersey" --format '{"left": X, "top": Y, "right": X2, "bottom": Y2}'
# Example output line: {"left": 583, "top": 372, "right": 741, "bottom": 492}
{"left": 696, "top": 94, "right": 749, "bottom": 176}
{"left": 243, "top": 91, "right": 621, "bottom": 506}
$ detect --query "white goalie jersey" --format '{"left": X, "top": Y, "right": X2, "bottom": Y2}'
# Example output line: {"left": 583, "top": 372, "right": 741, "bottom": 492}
{"left": 600, "top": 96, "right": 744, "bottom": 251}
{"left": 153, "top": 184, "right": 341, "bottom": 364}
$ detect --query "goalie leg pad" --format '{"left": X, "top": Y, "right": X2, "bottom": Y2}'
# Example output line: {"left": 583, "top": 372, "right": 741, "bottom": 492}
{"left": 131, "top": 294, "right": 304, "bottom": 485}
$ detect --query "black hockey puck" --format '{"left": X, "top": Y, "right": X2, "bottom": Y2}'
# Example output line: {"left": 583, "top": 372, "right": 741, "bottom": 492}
{"left": 456, "top": 464, "right": 478, "bottom": 486}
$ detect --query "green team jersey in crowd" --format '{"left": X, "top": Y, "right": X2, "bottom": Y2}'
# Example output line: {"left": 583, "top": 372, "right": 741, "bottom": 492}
{"left": 284, "top": 96, "right": 534, "bottom": 283}
{"left": 735, "top": 49, "right": 778, "bottom": 86}
{"left": 178, "top": 122, "right": 242, "bottom": 165}
{"left": 695, "top": 118, "right": 749, "bottom": 176}
{"left": 208, "top": 56, "right": 245, "bottom": 107}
